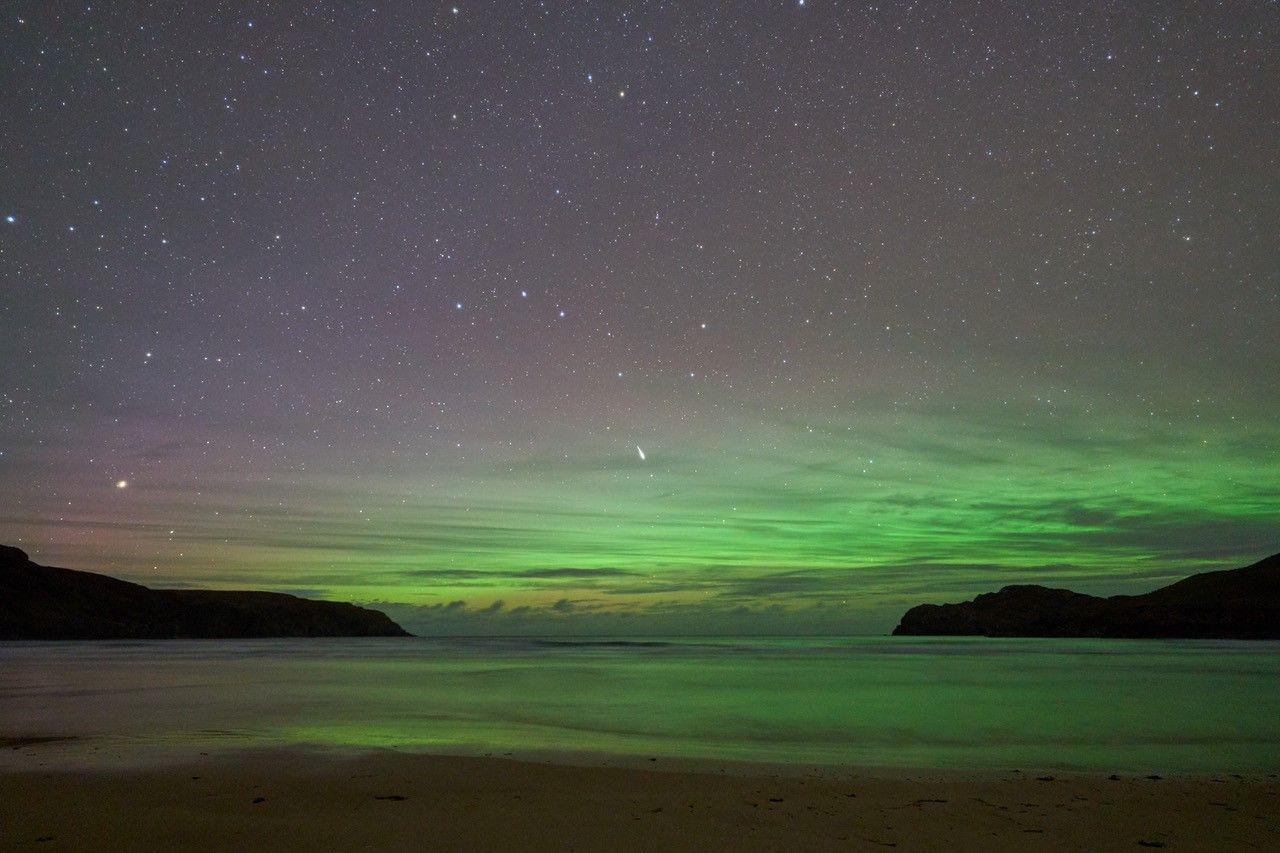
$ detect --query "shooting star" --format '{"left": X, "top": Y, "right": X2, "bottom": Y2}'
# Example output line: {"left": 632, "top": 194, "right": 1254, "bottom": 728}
{"left": 636, "top": 445, "right": 646, "bottom": 461}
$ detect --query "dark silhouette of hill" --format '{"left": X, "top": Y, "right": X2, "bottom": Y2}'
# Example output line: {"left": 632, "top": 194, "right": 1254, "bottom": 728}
{"left": 893, "top": 553, "right": 1280, "bottom": 639}
{"left": 0, "top": 545, "right": 410, "bottom": 640}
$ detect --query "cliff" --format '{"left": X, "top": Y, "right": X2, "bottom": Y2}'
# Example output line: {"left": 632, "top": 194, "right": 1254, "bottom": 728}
{"left": 0, "top": 545, "right": 410, "bottom": 640}
{"left": 892, "top": 553, "right": 1280, "bottom": 639}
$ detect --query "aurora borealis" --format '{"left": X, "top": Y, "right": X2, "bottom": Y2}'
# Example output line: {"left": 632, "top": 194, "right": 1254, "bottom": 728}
{"left": 2, "top": 2, "right": 1277, "bottom": 634}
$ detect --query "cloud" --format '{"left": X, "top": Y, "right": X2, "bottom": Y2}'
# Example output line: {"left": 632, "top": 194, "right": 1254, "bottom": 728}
{"left": 371, "top": 596, "right": 887, "bottom": 637}
{"left": 519, "top": 567, "right": 635, "bottom": 579}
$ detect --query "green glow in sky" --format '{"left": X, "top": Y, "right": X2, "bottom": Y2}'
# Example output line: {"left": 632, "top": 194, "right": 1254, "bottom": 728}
{"left": 3, "top": 1, "right": 1277, "bottom": 635}
{"left": 6, "top": 383, "right": 1276, "bottom": 635}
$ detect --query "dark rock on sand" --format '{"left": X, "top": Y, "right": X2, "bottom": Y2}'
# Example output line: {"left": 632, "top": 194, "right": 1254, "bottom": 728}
{"left": 0, "top": 545, "right": 410, "bottom": 640}
{"left": 893, "top": 552, "right": 1280, "bottom": 639}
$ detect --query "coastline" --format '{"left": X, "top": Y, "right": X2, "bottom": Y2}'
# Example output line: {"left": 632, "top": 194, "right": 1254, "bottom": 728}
{"left": 3, "top": 743, "right": 1276, "bottom": 851}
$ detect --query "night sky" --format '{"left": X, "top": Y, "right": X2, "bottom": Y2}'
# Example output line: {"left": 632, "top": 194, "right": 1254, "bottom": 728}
{"left": 2, "top": 2, "right": 1277, "bottom": 634}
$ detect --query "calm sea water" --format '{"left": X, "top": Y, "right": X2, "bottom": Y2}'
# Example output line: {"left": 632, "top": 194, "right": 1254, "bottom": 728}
{"left": 2, "top": 636, "right": 1277, "bottom": 772}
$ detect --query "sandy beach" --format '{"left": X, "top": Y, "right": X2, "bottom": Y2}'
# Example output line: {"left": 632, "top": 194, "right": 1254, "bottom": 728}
{"left": 2, "top": 743, "right": 1276, "bottom": 852}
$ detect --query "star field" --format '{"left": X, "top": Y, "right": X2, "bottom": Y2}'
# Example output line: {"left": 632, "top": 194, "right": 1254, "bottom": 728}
{"left": 1, "top": 1, "right": 1277, "bottom": 633}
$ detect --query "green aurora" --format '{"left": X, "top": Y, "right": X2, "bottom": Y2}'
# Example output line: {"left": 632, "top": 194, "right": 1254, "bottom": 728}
{"left": 5, "top": 384, "right": 1276, "bottom": 635}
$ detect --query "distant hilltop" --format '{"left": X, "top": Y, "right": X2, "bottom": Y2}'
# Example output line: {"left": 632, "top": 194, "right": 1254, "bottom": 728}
{"left": 0, "top": 545, "right": 410, "bottom": 640}
{"left": 893, "top": 553, "right": 1280, "bottom": 639}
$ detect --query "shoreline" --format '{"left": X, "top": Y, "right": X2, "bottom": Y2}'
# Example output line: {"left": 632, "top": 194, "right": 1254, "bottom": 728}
{"left": 6, "top": 732, "right": 1280, "bottom": 779}
{"left": 3, "top": 744, "right": 1277, "bottom": 851}
{"left": 6, "top": 735, "right": 1276, "bottom": 780}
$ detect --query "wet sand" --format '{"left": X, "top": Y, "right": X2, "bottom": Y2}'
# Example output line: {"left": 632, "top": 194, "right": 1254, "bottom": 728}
{"left": 2, "top": 746, "right": 1276, "bottom": 852}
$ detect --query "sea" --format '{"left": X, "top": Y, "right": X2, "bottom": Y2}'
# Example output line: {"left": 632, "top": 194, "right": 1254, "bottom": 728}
{"left": 3, "top": 636, "right": 1277, "bottom": 773}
